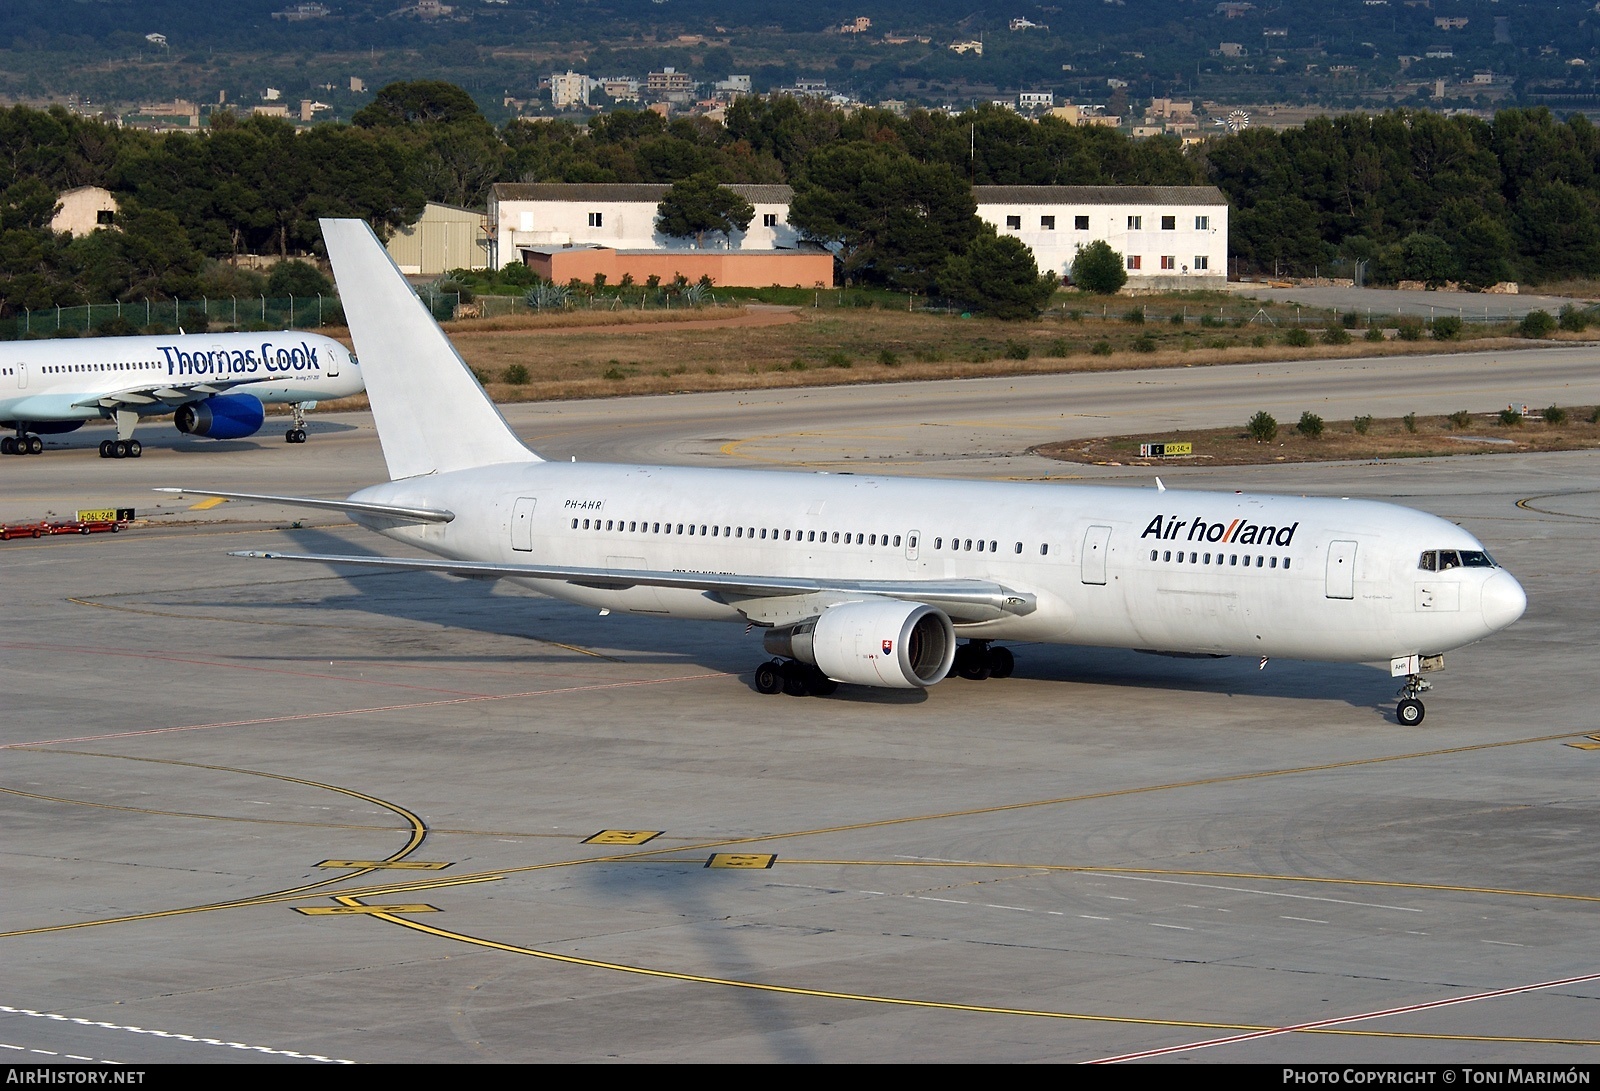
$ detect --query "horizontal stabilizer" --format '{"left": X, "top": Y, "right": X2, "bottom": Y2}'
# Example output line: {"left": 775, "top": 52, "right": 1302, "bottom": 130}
{"left": 229, "top": 550, "right": 1037, "bottom": 622}
{"left": 156, "top": 488, "right": 453, "bottom": 523}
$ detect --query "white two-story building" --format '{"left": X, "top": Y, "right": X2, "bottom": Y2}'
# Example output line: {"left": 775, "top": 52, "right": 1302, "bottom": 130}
{"left": 487, "top": 182, "right": 801, "bottom": 271}
{"left": 973, "top": 185, "right": 1229, "bottom": 289}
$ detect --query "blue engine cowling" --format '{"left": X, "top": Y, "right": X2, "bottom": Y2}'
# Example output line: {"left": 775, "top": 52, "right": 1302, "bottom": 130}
{"left": 174, "top": 394, "right": 265, "bottom": 440}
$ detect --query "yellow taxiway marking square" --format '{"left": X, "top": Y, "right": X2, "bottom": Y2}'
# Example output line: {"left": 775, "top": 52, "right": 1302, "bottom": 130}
{"left": 583, "top": 830, "right": 663, "bottom": 846}
{"left": 705, "top": 853, "right": 776, "bottom": 869}
{"left": 315, "top": 860, "right": 452, "bottom": 869}
{"left": 188, "top": 497, "right": 227, "bottom": 511}
{"left": 295, "top": 904, "right": 439, "bottom": 915}
{"left": 1566, "top": 741, "right": 1600, "bottom": 750}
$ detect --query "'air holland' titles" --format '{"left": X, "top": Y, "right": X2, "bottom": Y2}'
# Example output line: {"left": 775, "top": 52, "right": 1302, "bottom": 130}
{"left": 1141, "top": 513, "right": 1300, "bottom": 547}
{"left": 159, "top": 341, "right": 323, "bottom": 377}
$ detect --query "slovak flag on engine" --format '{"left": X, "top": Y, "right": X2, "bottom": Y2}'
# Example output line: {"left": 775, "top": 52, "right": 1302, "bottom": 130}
{"left": 882, "top": 639, "right": 893, "bottom": 655}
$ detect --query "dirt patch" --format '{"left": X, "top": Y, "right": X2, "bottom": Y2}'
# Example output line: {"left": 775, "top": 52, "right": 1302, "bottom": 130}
{"left": 1034, "top": 409, "right": 1600, "bottom": 466}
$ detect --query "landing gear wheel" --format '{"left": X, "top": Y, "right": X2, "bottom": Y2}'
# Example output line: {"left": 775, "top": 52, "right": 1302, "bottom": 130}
{"left": 112, "top": 440, "right": 129, "bottom": 459}
{"left": 0, "top": 437, "right": 14, "bottom": 455}
{"left": 286, "top": 428, "right": 307, "bottom": 444}
{"left": 1397, "top": 698, "right": 1426, "bottom": 726}
{"left": 955, "top": 641, "right": 992, "bottom": 680}
{"left": 754, "top": 661, "right": 783, "bottom": 695}
{"left": 988, "top": 646, "right": 1015, "bottom": 679}
{"left": 806, "top": 667, "right": 838, "bottom": 697}
{"left": 99, "top": 440, "right": 114, "bottom": 458}
{"left": 126, "top": 439, "right": 141, "bottom": 458}
{"left": 25, "top": 435, "right": 42, "bottom": 454}
{"left": 781, "top": 661, "right": 811, "bottom": 697}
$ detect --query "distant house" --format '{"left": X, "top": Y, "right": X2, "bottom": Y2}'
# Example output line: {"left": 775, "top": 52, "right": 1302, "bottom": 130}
{"left": 949, "top": 40, "right": 984, "bottom": 55}
{"left": 50, "top": 186, "right": 118, "bottom": 237}
{"left": 1018, "top": 91, "right": 1055, "bottom": 110}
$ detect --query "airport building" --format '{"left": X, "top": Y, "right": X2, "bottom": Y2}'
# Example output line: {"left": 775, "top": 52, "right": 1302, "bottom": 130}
{"left": 489, "top": 181, "right": 1230, "bottom": 290}
{"left": 385, "top": 202, "right": 491, "bottom": 275}
{"left": 487, "top": 182, "right": 830, "bottom": 288}
{"left": 973, "top": 185, "right": 1230, "bottom": 290}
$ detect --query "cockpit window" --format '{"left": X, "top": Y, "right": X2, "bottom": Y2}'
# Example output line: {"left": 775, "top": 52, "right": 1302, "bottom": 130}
{"left": 1419, "top": 549, "right": 1496, "bottom": 571}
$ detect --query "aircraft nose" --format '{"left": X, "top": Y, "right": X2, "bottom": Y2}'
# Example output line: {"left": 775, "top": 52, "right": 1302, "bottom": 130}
{"left": 1482, "top": 570, "right": 1527, "bottom": 631}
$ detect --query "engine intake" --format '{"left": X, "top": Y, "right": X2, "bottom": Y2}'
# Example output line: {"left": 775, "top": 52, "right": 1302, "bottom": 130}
{"left": 764, "top": 600, "right": 956, "bottom": 689}
{"left": 174, "top": 394, "right": 266, "bottom": 440}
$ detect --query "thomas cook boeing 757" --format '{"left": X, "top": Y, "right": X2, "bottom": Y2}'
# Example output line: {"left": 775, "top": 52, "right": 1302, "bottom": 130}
{"left": 1, "top": 329, "right": 363, "bottom": 458}
{"left": 164, "top": 218, "right": 1526, "bottom": 725}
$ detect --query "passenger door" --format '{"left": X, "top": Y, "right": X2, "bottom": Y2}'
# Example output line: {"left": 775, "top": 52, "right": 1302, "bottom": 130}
{"left": 1326, "top": 540, "right": 1357, "bottom": 599}
{"left": 1082, "top": 525, "right": 1111, "bottom": 585}
{"left": 511, "top": 497, "right": 537, "bottom": 552}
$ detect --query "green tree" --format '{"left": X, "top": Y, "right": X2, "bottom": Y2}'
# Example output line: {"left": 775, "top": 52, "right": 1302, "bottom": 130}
{"left": 1070, "top": 239, "right": 1127, "bottom": 294}
{"left": 940, "top": 231, "right": 1058, "bottom": 320}
{"left": 267, "top": 259, "right": 332, "bottom": 298}
{"left": 789, "top": 141, "right": 980, "bottom": 292}
{"left": 655, "top": 173, "right": 755, "bottom": 248}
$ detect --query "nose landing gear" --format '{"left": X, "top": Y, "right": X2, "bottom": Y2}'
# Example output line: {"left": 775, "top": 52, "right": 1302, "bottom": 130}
{"left": 286, "top": 402, "right": 310, "bottom": 443}
{"left": 1396, "top": 674, "right": 1432, "bottom": 726}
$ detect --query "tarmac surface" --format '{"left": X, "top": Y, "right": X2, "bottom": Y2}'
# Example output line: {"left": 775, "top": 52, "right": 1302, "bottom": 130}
{"left": 2, "top": 349, "right": 1599, "bottom": 1063}
{"left": 1234, "top": 283, "right": 1587, "bottom": 323}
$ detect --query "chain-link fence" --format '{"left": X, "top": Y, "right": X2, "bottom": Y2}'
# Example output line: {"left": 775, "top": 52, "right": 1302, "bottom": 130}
{"left": 0, "top": 295, "right": 348, "bottom": 340}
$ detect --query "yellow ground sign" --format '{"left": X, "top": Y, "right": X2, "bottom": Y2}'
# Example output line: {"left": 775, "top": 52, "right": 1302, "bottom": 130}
{"left": 705, "top": 853, "right": 776, "bottom": 869}
{"left": 1138, "top": 442, "right": 1193, "bottom": 458}
{"left": 583, "top": 830, "right": 663, "bottom": 845}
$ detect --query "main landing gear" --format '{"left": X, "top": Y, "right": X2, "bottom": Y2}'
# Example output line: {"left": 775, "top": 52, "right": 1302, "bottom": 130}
{"left": 754, "top": 659, "right": 838, "bottom": 697}
{"left": 1396, "top": 673, "right": 1432, "bottom": 726}
{"left": 97, "top": 439, "right": 142, "bottom": 459}
{"left": 952, "top": 640, "right": 1015, "bottom": 681}
{"left": 2, "top": 432, "right": 43, "bottom": 455}
{"left": 285, "top": 402, "right": 309, "bottom": 444}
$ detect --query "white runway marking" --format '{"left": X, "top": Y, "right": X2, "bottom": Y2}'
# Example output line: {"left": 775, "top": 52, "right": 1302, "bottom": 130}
{"left": 0, "top": 1005, "right": 355, "bottom": 1064}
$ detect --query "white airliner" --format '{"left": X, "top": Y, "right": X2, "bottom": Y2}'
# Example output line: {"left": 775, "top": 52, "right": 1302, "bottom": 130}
{"left": 1, "top": 329, "right": 363, "bottom": 458}
{"left": 169, "top": 219, "right": 1526, "bottom": 725}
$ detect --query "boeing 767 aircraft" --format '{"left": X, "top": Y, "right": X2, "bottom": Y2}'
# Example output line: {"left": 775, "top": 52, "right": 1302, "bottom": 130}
{"left": 168, "top": 219, "right": 1526, "bottom": 724}
{"left": 2, "top": 329, "right": 363, "bottom": 458}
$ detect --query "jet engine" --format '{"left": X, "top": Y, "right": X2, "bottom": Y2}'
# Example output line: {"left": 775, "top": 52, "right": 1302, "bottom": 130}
{"left": 763, "top": 600, "right": 956, "bottom": 689}
{"left": 174, "top": 394, "right": 266, "bottom": 440}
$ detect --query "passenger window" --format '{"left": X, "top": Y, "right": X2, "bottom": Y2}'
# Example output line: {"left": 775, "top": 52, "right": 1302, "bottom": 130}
{"left": 700, "top": 525, "right": 707, "bottom": 536}
{"left": 688, "top": 525, "right": 695, "bottom": 535}
{"left": 857, "top": 533, "right": 864, "bottom": 544}
{"left": 1270, "top": 557, "right": 1277, "bottom": 568}
{"left": 976, "top": 540, "right": 984, "bottom": 552}
{"left": 676, "top": 524, "right": 683, "bottom": 534}
{"left": 808, "top": 531, "right": 815, "bottom": 542}
{"left": 1015, "top": 542, "right": 1023, "bottom": 554}
{"left": 629, "top": 521, "right": 636, "bottom": 531}
{"left": 1040, "top": 544, "right": 1048, "bottom": 555}
{"left": 965, "top": 539, "right": 973, "bottom": 551}
{"left": 571, "top": 518, "right": 578, "bottom": 529}
{"left": 725, "top": 526, "right": 731, "bottom": 537}
{"left": 989, "top": 540, "right": 997, "bottom": 552}
{"left": 1150, "top": 549, "right": 1157, "bottom": 561}
{"left": 908, "top": 535, "right": 917, "bottom": 548}
{"left": 934, "top": 537, "right": 943, "bottom": 549}
{"left": 1164, "top": 550, "right": 1171, "bottom": 561}
{"left": 1284, "top": 557, "right": 1291, "bottom": 569}
{"left": 1256, "top": 556, "right": 1263, "bottom": 567}
{"left": 1176, "top": 551, "right": 1184, "bottom": 563}
{"left": 869, "top": 534, "right": 877, "bottom": 545}
{"left": 832, "top": 532, "right": 840, "bottom": 543}
{"left": 583, "top": 519, "right": 590, "bottom": 529}
{"left": 653, "top": 522, "right": 661, "bottom": 533}
{"left": 712, "top": 526, "right": 718, "bottom": 536}
{"left": 895, "top": 535, "right": 903, "bottom": 547}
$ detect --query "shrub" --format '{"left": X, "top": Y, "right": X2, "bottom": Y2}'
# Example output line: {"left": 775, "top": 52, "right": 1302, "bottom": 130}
{"left": 469, "top": 367, "right": 490, "bottom": 385}
{"left": 1432, "top": 315, "right": 1463, "bottom": 340}
{"left": 1558, "top": 306, "right": 1589, "bottom": 332}
{"left": 1322, "top": 325, "right": 1351, "bottom": 345}
{"left": 1341, "top": 312, "right": 1361, "bottom": 329}
{"left": 824, "top": 352, "right": 852, "bottom": 368}
{"left": 501, "top": 364, "right": 529, "bottom": 385}
{"left": 1283, "top": 327, "right": 1313, "bottom": 347}
{"left": 1364, "top": 326, "right": 1385, "bottom": 342}
{"left": 1520, "top": 310, "right": 1557, "bottom": 338}
{"left": 618, "top": 272, "right": 635, "bottom": 289}
{"left": 1448, "top": 409, "right": 1473, "bottom": 429}
{"left": 877, "top": 349, "right": 900, "bottom": 367}
{"left": 1170, "top": 311, "right": 1185, "bottom": 325}
{"left": 1200, "top": 313, "right": 1226, "bottom": 328}
{"left": 1499, "top": 407, "right": 1523, "bottom": 426}
{"left": 1543, "top": 405, "right": 1568, "bottom": 425}
{"left": 1124, "top": 307, "right": 1146, "bottom": 324}
{"left": 1591, "top": 406, "right": 1600, "bottom": 424}
{"left": 646, "top": 274, "right": 661, "bottom": 289}
{"left": 1397, "top": 321, "right": 1424, "bottom": 341}
{"left": 1090, "top": 340, "right": 1113, "bottom": 356}
{"left": 1353, "top": 415, "right": 1373, "bottom": 435}
{"left": 267, "top": 259, "right": 332, "bottom": 298}
{"left": 1066, "top": 309, "right": 1083, "bottom": 322}
{"left": 1208, "top": 338, "right": 1229, "bottom": 349}
{"left": 913, "top": 347, "right": 945, "bottom": 362}
{"left": 1048, "top": 338, "right": 1071, "bottom": 356}
{"left": 788, "top": 358, "right": 808, "bottom": 370}
{"left": 1131, "top": 334, "right": 1157, "bottom": 353}
{"left": 1004, "top": 340, "right": 1031, "bottom": 360}
{"left": 1247, "top": 411, "right": 1278, "bottom": 443}
{"left": 1069, "top": 239, "right": 1127, "bottom": 294}
{"left": 1403, "top": 412, "right": 1418, "bottom": 434}
{"left": 592, "top": 272, "right": 607, "bottom": 289}
{"left": 1250, "top": 334, "right": 1268, "bottom": 348}
{"left": 602, "top": 366, "right": 627, "bottom": 380}
{"left": 1296, "top": 411, "right": 1325, "bottom": 438}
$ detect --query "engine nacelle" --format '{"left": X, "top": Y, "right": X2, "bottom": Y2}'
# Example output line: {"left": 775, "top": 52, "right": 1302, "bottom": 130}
{"left": 174, "top": 394, "right": 265, "bottom": 440}
{"left": 764, "top": 600, "right": 956, "bottom": 689}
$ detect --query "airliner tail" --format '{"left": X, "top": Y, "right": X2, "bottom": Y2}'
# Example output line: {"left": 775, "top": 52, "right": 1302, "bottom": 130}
{"left": 320, "top": 218, "right": 539, "bottom": 480}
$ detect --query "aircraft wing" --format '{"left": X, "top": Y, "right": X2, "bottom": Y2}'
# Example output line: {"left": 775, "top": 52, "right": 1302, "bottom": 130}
{"left": 228, "top": 549, "right": 1038, "bottom": 624}
{"left": 75, "top": 376, "right": 277, "bottom": 411}
{"left": 156, "top": 489, "right": 454, "bottom": 523}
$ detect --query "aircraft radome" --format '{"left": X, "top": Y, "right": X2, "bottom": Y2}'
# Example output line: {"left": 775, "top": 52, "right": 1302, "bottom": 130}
{"left": 164, "top": 219, "right": 1526, "bottom": 726}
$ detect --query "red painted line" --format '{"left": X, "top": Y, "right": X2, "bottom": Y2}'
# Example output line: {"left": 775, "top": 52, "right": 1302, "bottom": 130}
{"left": 1222, "top": 519, "right": 1240, "bottom": 544}
{"left": 1089, "top": 967, "right": 1600, "bottom": 1062}
{"left": 0, "top": 671, "right": 734, "bottom": 750}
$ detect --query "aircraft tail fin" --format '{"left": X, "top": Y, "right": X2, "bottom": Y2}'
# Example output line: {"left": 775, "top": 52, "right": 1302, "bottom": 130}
{"left": 320, "top": 218, "right": 539, "bottom": 480}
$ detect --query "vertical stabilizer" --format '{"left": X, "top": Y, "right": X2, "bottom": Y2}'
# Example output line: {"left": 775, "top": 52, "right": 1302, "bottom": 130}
{"left": 320, "top": 218, "right": 539, "bottom": 480}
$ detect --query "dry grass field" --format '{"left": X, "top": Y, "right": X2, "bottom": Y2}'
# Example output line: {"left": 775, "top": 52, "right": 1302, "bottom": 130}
{"left": 1036, "top": 408, "right": 1600, "bottom": 467}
